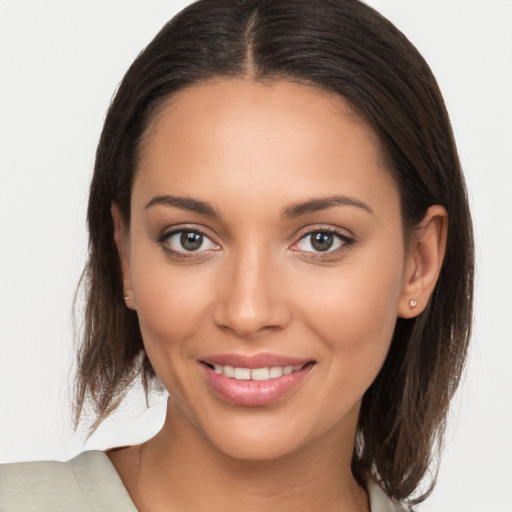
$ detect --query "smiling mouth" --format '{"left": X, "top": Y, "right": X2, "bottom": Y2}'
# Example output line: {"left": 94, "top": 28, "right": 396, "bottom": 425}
{"left": 202, "top": 362, "right": 310, "bottom": 381}
{"left": 200, "top": 359, "right": 315, "bottom": 406}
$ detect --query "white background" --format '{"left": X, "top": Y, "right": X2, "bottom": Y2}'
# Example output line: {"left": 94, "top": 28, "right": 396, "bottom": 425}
{"left": 1, "top": 1, "right": 511, "bottom": 510}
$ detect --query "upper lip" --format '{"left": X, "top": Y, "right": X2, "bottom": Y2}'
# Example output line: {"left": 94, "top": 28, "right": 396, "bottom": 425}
{"left": 200, "top": 352, "right": 313, "bottom": 369}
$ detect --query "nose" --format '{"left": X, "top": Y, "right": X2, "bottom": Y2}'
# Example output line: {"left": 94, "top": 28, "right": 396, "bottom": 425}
{"left": 212, "top": 246, "right": 291, "bottom": 339}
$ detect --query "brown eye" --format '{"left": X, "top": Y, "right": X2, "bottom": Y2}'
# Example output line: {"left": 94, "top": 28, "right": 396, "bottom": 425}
{"left": 293, "top": 230, "right": 350, "bottom": 254}
{"left": 162, "top": 229, "right": 220, "bottom": 254}
{"left": 181, "top": 231, "right": 203, "bottom": 251}
{"left": 311, "top": 232, "right": 334, "bottom": 252}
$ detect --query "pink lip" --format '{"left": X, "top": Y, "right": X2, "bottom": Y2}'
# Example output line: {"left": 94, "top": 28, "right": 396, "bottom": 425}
{"left": 199, "top": 353, "right": 314, "bottom": 407}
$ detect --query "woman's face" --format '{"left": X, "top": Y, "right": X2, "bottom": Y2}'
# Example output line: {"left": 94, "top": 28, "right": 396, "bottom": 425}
{"left": 117, "top": 80, "right": 414, "bottom": 460}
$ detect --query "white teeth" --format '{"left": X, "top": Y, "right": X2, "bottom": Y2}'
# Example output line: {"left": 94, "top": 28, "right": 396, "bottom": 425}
{"left": 269, "top": 367, "right": 283, "bottom": 378}
{"left": 234, "top": 367, "right": 251, "bottom": 380}
{"left": 223, "top": 365, "right": 235, "bottom": 378}
{"left": 251, "top": 367, "right": 270, "bottom": 381}
{"left": 209, "top": 363, "right": 306, "bottom": 381}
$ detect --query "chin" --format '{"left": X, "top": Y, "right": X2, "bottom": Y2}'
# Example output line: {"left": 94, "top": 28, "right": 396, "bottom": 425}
{"left": 207, "top": 427, "right": 308, "bottom": 462}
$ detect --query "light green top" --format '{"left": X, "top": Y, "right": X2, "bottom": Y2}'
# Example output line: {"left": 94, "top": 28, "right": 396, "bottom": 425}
{"left": 0, "top": 450, "right": 405, "bottom": 511}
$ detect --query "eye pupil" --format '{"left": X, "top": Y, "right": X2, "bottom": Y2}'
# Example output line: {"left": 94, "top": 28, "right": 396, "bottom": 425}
{"left": 181, "top": 231, "right": 203, "bottom": 250}
{"left": 311, "top": 232, "right": 333, "bottom": 251}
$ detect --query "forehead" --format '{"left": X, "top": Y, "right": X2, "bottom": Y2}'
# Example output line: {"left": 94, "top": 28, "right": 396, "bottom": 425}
{"left": 134, "top": 79, "right": 398, "bottom": 216}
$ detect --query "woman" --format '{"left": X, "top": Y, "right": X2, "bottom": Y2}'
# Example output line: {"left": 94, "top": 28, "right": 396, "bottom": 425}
{"left": 0, "top": 0, "right": 473, "bottom": 510}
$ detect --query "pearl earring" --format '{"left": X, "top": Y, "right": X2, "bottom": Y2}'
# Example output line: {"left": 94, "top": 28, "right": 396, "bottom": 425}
{"left": 123, "top": 289, "right": 135, "bottom": 302}
{"left": 409, "top": 299, "right": 418, "bottom": 309}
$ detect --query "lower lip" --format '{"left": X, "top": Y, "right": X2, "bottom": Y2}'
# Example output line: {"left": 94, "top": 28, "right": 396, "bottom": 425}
{"left": 201, "top": 363, "right": 313, "bottom": 406}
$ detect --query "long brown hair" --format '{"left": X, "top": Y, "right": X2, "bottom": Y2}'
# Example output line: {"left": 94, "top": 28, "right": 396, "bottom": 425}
{"left": 75, "top": 0, "right": 474, "bottom": 506}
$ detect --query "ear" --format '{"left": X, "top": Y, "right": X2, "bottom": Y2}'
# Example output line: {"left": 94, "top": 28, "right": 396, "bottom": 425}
{"left": 112, "top": 202, "right": 137, "bottom": 310}
{"left": 398, "top": 205, "right": 448, "bottom": 318}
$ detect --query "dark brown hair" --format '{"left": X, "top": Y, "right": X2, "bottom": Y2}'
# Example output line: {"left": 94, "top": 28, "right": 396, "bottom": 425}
{"left": 75, "top": 0, "right": 474, "bottom": 506}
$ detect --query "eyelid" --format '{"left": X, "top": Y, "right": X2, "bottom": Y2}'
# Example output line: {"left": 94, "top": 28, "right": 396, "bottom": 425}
{"left": 289, "top": 226, "right": 355, "bottom": 255}
{"left": 156, "top": 223, "right": 354, "bottom": 259}
{"left": 157, "top": 224, "right": 221, "bottom": 255}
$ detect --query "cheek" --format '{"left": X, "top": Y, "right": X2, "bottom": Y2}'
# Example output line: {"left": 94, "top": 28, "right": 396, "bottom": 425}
{"left": 131, "top": 261, "right": 217, "bottom": 406}
{"left": 129, "top": 248, "right": 215, "bottom": 359}
{"left": 297, "top": 245, "right": 405, "bottom": 390}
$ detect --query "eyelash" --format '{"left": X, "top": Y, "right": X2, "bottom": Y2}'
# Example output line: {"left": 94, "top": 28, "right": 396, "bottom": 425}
{"left": 291, "top": 228, "right": 355, "bottom": 259}
{"left": 157, "top": 226, "right": 220, "bottom": 260}
{"left": 157, "top": 226, "right": 355, "bottom": 260}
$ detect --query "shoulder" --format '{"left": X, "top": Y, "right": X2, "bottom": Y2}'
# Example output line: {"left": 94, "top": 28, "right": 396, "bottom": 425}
{"left": 0, "top": 456, "right": 83, "bottom": 512}
{"left": 0, "top": 450, "right": 137, "bottom": 512}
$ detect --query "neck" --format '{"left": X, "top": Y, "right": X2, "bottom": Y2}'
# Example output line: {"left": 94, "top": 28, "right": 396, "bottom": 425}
{"left": 111, "top": 399, "right": 369, "bottom": 512}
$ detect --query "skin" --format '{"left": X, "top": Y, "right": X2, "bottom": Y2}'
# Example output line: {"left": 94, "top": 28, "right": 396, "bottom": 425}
{"left": 111, "top": 80, "right": 447, "bottom": 512}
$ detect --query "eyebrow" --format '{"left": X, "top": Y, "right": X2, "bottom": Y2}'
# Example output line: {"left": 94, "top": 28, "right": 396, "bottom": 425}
{"left": 144, "top": 195, "right": 220, "bottom": 218}
{"left": 282, "top": 195, "right": 374, "bottom": 218}
{"left": 144, "top": 193, "right": 373, "bottom": 219}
